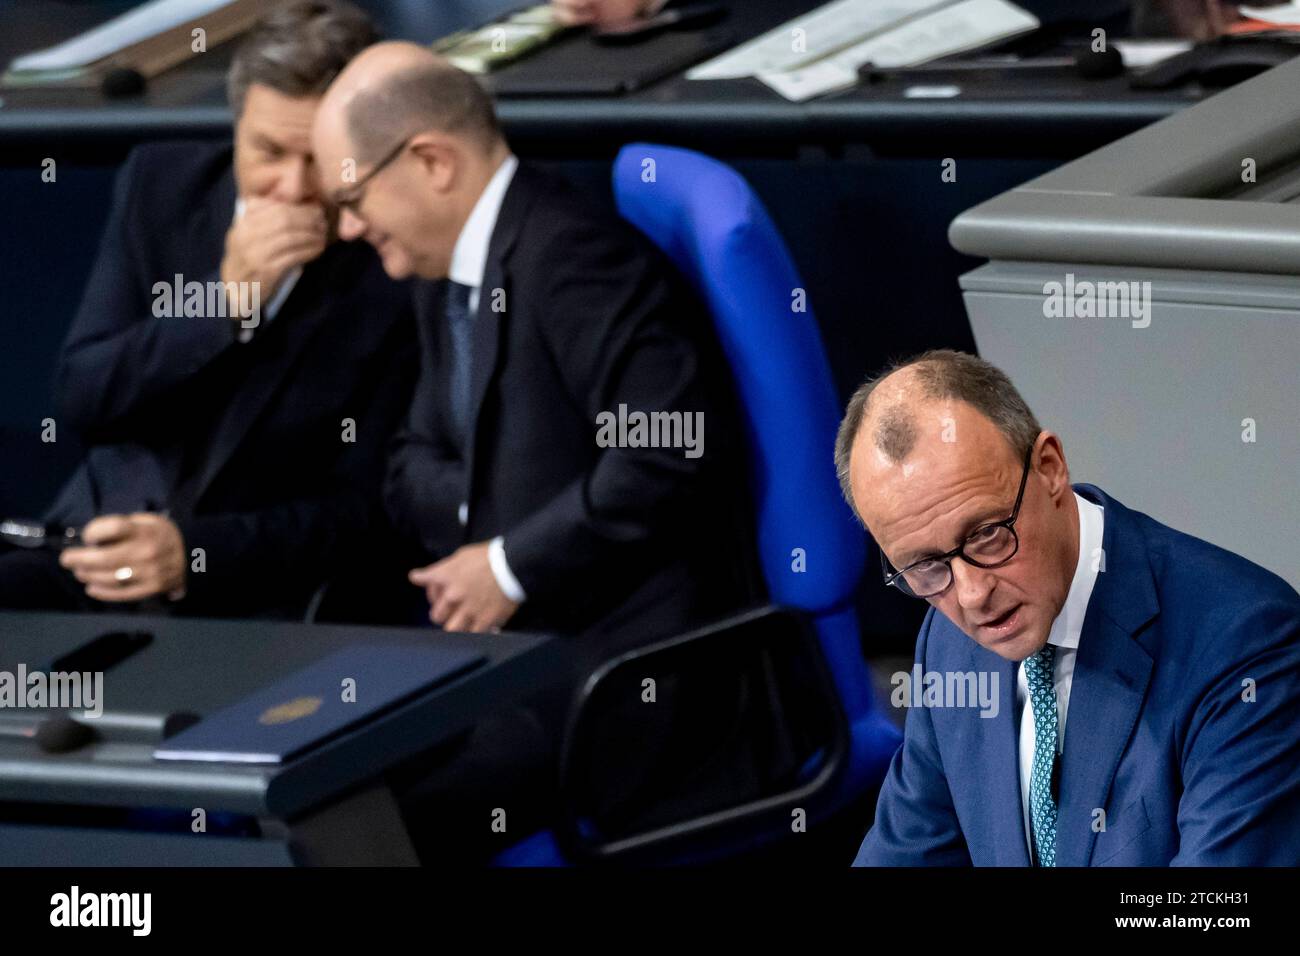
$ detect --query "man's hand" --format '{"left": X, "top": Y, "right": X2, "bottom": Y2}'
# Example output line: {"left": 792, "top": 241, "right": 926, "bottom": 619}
{"left": 60, "top": 513, "right": 186, "bottom": 603}
{"left": 220, "top": 196, "right": 327, "bottom": 310}
{"left": 409, "top": 542, "right": 519, "bottom": 633}
{"left": 1155, "top": 0, "right": 1239, "bottom": 40}
{"left": 551, "top": 0, "right": 657, "bottom": 27}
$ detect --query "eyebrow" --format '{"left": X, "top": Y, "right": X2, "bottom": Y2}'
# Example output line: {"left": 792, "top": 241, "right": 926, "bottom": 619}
{"left": 252, "top": 132, "right": 315, "bottom": 162}
{"left": 895, "top": 507, "right": 1007, "bottom": 568}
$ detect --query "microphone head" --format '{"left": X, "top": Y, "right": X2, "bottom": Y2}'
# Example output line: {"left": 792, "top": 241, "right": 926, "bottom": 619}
{"left": 102, "top": 67, "right": 145, "bottom": 98}
{"left": 1075, "top": 46, "right": 1124, "bottom": 80}
{"left": 34, "top": 715, "right": 95, "bottom": 753}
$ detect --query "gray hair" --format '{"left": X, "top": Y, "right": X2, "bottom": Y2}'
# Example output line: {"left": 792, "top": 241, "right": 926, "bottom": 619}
{"left": 227, "top": 0, "right": 377, "bottom": 118}
{"left": 834, "top": 349, "right": 1042, "bottom": 515}
{"left": 344, "top": 60, "right": 501, "bottom": 164}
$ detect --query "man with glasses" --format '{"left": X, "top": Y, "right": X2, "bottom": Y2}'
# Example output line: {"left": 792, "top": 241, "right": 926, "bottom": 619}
{"left": 836, "top": 349, "right": 1300, "bottom": 866}
{"left": 311, "top": 41, "right": 754, "bottom": 643}
{"left": 310, "top": 42, "right": 759, "bottom": 861}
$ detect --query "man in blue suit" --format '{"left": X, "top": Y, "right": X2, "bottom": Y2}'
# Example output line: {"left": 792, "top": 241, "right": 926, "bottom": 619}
{"left": 835, "top": 349, "right": 1300, "bottom": 866}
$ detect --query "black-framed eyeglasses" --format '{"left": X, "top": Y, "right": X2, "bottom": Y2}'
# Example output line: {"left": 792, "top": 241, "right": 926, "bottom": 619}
{"left": 332, "top": 135, "right": 412, "bottom": 214}
{"left": 880, "top": 440, "right": 1036, "bottom": 599}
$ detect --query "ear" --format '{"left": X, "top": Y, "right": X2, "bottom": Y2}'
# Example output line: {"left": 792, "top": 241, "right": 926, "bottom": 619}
{"left": 407, "top": 132, "right": 458, "bottom": 192}
{"left": 1033, "top": 431, "right": 1071, "bottom": 504}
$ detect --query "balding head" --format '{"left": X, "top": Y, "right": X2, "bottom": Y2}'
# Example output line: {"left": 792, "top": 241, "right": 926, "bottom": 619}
{"left": 835, "top": 350, "right": 1042, "bottom": 509}
{"left": 320, "top": 41, "right": 500, "bottom": 165}
{"left": 312, "top": 41, "right": 509, "bottom": 281}
{"left": 858, "top": 364, "right": 927, "bottom": 463}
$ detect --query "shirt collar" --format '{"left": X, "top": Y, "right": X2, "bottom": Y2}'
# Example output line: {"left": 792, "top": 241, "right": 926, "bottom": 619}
{"left": 1047, "top": 491, "right": 1105, "bottom": 650}
{"left": 448, "top": 153, "right": 519, "bottom": 292}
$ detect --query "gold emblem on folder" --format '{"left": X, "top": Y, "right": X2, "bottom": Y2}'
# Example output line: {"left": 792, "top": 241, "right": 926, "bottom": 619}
{"left": 259, "top": 696, "right": 323, "bottom": 725}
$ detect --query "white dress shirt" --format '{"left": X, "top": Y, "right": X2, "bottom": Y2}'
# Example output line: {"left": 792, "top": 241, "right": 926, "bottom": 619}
{"left": 444, "top": 153, "right": 525, "bottom": 603}
{"left": 1016, "top": 491, "right": 1105, "bottom": 859}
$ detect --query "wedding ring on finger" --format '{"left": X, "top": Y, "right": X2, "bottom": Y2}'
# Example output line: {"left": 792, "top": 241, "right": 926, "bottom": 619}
{"left": 114, "top": 566, "right": 134, "bottom": 584}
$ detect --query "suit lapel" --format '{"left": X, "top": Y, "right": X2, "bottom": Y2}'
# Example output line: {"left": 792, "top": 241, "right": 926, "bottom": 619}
{"left": 464, "top": 255, "right": 504, "bottom": 466}
{"left": 411, "top": 278, "right": 448, "bottom": 435}
{"left": 192, "top": 155, "right": 237, "bottom": 268}
{"left": 161, "top": 158, "right": 235, "bottom": 502}
{"left": 960, "top": 642, "right": 1031, "bottom": 865}
{"left": 462, "top": 164, "right": 539, "bottom": 496}
{"left": 1053, "top": 485, "right": 1159, "bottom": 866}
{"left": 183, "top": 247, "right": 340, "bottom": 507}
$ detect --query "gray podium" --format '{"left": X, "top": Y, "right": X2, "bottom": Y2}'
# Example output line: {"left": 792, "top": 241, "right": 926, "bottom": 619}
{"left": 950, "top": 55, "right": 1300, "bottom": 589}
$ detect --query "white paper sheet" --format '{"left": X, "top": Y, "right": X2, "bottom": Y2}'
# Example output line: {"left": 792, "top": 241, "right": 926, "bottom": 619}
{"left": 1111, "top": 39, "right": 1193, "bottom": 69}
{"left": 1240, "top": 3, "right": 1300, "bottom": 25}
{"left": 758, "top": 0, "right": 1039, "bottom": 102}
{"left": 687, "top": 0, "right": 953, "bottom": 80}
{"left": 12, "top": 0, "right": 234, "bottom": 72}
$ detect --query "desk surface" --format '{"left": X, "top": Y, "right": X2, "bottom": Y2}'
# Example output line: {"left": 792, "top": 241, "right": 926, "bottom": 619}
{"left": 0, "top": 611, "right": 561, "bottom": 819}
{"left": 0, "top": 0, "right": 1203, "bottom": 155}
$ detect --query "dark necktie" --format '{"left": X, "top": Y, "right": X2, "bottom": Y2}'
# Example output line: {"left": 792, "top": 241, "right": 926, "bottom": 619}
{"left": 445, "top": 280, "right": 475, "bottom": 450}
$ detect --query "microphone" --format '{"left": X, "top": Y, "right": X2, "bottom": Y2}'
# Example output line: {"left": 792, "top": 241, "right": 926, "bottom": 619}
{"left": 101, "top": 66, "right": 146, "bottom": 98}
{"left": 1074, "top": 46, "right": 1124, "bottom": 80}
{"left": 861, "top": 46, "right": 1125, "bottom": 83}
{"left": 0, "top": 714, "right": 95, "bottom": 753}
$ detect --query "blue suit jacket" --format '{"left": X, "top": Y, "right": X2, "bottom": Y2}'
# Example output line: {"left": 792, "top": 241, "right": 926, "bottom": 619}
{"left": 855, "top": 484, "right": 1300, "bottom": 866}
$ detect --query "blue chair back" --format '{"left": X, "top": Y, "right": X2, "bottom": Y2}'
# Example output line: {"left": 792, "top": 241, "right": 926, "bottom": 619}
{"left": 492, "top": 146, "right": 901, "bottom": 866}
{"left": 610, "top": 143, "right": 900, "bottom": 801}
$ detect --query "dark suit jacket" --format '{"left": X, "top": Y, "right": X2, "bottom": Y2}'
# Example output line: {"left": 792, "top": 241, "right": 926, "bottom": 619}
{"left": 385, "top": 162, "right": 760, "bottom": 658}
{"left": 46, "top": 142, "right": 418, "bottom": 619}
{"left": 855, "top": 484, "right": 1300, "bottom": 866}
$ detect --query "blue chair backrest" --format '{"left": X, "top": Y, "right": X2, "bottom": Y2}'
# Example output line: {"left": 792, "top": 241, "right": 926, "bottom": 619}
{"left": 612, "top": 144, "right": 900, "bottom": 795}
{"left": 492, "top": 147, "right": 902, "bottom": 866}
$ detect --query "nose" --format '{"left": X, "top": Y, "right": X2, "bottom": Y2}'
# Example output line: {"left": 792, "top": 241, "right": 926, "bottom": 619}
{"left": 337, "top": 207, "right": 366, "bottom": 242}
{"left": 950, "top": 558, "right": 996, "bottom": 612}
{"left": 277, "top": 158, "right": 314, "bottom": 203}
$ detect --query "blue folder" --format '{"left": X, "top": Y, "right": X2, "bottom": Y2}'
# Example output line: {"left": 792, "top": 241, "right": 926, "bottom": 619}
{"left": 153, "top": 644, "right": 486, "bottom": 764}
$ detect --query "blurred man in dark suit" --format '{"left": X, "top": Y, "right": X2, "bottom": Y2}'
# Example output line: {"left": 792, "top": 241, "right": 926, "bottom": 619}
{"left": 0, "top": 1, "right": 417, "bottom": 619}
{"left": 313, "top": 41, "right": 755, "bottom": 648}
{"left": 311, "top": 42, "right": 760, "bottom": 859}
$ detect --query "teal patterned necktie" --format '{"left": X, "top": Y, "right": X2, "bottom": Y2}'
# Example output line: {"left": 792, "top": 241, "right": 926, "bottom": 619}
{"left": 1025, "top": 643, "right": 1059, "bottom": 867}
